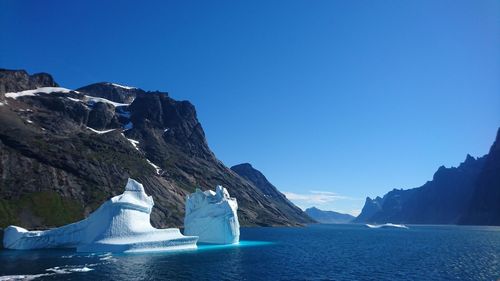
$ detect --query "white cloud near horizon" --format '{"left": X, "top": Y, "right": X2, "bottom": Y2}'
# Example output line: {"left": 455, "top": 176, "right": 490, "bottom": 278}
{"left": 283, "top": 191, "right": 350, "bottom": 204}
{"left": 283, "top": 190, "right": 363, "bottom": 216}
{"left": 283, "top": 191, "right": 361, "bottom": 204}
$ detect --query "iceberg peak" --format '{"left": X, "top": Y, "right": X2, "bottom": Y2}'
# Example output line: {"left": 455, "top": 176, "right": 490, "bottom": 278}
{"left": 125, "top": 178, "right": 145, "bottom": 192}
{"left": 109, "top": 178, "right": 154, "bottom": 213}
{"left": 184, "top": 186, "right": 240, "bottom": 244}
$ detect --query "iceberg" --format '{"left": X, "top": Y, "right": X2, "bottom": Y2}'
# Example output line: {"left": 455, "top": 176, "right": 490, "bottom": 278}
{"left": 184, "top": 186, "right": 240, "bottom": 244}
{"left": 366, "top": 223, "right": 409, "bottom": 229}
{"left": 3, "top": 179, "right": 198, "bottom": 253}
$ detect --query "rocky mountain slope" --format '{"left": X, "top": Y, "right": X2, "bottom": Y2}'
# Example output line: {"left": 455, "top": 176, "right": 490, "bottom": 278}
{"left": 0, "top": 69, "right": 311, "bottom": 230}
{"left": 305, "top": 207, "right": 354, "bottom": 224}
{"left": 231, "top": 163, "right": 314, "bottom": 224}
{"left": 353, "top": 196, "right": 384, "bottom": 223}
{"left": 460, "top": 129, "right": 500, "bottom": 225}
{"left": 354, "top": 131, "right": 499, "bottom": 225}
{"left": 0, "top": 69, "right": 58, "bottom": 94}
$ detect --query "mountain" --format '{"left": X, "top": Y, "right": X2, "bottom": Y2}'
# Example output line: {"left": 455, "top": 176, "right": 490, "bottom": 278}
{"left": 0, "top": 69, "right": 310, "bottom": 231}
{"left": 0, "top": 69, "right": 58, "bottom": 94}
{"left": 460, "top": 129, "right": 500, "bottom": 225}
{"left": 76, "top": 82, "right": 144, "bottom": 104}
{"left": 354, "top": 196, "right": 384, "bottom": 223}
{"left": 231, "top": 163, "right": 314, "bottom": 224}
{"left": 305, "top": 207, "right": 354, "bottom": 224}
{"left": 354, "top": 153, "right": 488, "bottom": 224}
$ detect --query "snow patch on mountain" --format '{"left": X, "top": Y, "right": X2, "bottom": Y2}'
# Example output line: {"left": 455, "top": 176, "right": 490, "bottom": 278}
{"left": 86, "top": 127, "right": 116, "bottom": 134}
{"left": 146, "top": 159, "right": 161, "bottom": 175}
{"left": 66, "top": 97, "right": 82, "bottom": 102}
{"left": 122, "top": 135, "right": 140, "bottom": 151}
{"left": 84, "top": 95, "right": 129, "bottom": 107}
{"left": 108, "top": 83, "right": 137, "bottom": 90}
{"left": 5, "top": 87, "right": 73, "bottom": 99}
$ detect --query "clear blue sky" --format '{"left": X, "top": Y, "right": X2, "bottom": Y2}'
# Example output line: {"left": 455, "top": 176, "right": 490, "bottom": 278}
{"left": 1, "top": 0, "right": 499, "bottom": 215}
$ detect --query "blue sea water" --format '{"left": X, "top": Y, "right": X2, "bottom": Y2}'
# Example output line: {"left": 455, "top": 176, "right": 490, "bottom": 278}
{"left": 0, "top": 224, "right": 499, "bottom": 280}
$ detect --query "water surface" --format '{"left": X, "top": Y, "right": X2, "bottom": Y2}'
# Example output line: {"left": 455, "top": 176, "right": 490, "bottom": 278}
{"left": 1, "top": 224, "right": 498, "bottom": 280}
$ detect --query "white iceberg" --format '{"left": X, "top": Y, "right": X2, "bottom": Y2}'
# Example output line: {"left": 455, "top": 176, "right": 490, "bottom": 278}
{"left": 184, "top": 186, "right": 240, "bottom": 244}
{"left": 366, "top": 223, "right": 409, "bottom": 229}
{"left": 3, "top": 179, "right": 198, "bottom": 253}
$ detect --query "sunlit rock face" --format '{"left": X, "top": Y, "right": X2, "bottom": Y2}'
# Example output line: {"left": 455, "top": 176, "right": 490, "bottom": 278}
{"left": 3, "top": 179, "right": 198, "bottom": 253}
{"left": 184, "top": 186, "right": 240, "bottom": 244}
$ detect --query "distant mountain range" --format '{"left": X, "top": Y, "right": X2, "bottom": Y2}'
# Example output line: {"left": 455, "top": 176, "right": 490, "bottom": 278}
{"left": 354, "top": 129, "right": 500, "bottom": 226}
{"left": 0, "top": 69, "right": 313, "bottom": 230}
{"left": 305, "top": 207, "right": 354, "bottom": 224}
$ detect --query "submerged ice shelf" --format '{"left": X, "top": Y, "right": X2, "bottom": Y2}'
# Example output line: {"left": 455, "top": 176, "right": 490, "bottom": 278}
{"left": 3, "top": 179, "right": 198, "bottom": 253}
{"left": 366, "top": 223, "right": 409, "bottom": 229}
{"left": 184, "top": 186, "right": 240, "bottom": 244}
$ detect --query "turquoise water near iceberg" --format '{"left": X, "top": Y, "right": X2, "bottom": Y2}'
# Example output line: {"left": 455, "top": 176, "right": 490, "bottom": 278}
{"left": 0, "top": 224, "right": 499, "bottom": 280}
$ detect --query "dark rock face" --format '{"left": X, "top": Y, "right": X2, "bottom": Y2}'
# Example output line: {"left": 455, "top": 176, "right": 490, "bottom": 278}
{"left": 0, "top": 69, "right": 58, "bottom": 94}
{"left": 77, "top": 82, "right": 144, "bottom": 104}
{"left": 305, "top": 207, "right": 354, "bottom": 224}
{"left": 87, "top": 102, "right": 121, "bottom": 130}
{"left": 354, "top": 153, "right": 490, "bottom": 225}
{"left": 0, "top": 69, "right": 310, "bottom": 229}
{"left": 460, "top": 129, "right": 500, "bottom": 225}
{"left": 0, "top": 102, "right": 168, "bottom": 228}
{"left": 231, "top": 163, "right": 314, "bottom": 224}
{"left": 128, "top": 92, "right": 213, "bottom": 160}
{"left": 353, "top": 197, "right": 383, "bottom": 223}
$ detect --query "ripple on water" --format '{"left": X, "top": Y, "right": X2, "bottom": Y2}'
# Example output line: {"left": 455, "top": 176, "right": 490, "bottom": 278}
{"left": 0, "top": 225, "right": 499, "bottom": 281}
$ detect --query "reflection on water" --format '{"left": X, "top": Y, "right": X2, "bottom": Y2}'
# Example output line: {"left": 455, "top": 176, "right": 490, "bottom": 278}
{"left": 0, "top": 240, "right": 274, "bottom": 280}
{"left": 197, "top": 240, "right": 273, "bottom": 251}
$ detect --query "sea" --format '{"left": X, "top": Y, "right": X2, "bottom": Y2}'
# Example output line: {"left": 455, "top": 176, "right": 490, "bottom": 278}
{"left": 0, "top": 224, "right": 498, "bottom": 281}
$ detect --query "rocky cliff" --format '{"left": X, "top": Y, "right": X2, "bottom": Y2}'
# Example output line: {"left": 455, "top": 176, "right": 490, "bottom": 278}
{"left": 460, "top": 129, "right": 500, "bottom": 225}
{"left": 352, "top": 196, "right": 384, "bottom": 223}
{"left": 0, "top": 69, "right": 310, "bottom": 229}
{"left": 0, "top": 69, "right": 58, "bottom": 94}
{"left": 354, "top": 134, "right": 499, "bottom": 225}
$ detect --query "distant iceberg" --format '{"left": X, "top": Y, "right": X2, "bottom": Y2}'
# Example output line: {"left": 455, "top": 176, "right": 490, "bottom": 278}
{"left": 366, "top": 223, "right": 409, "bottom": 229}
{"left": 3, "top": 179, "right": 198, "bottom": 253}
{"left": 184, "top": 186, "right": 240, "bottom": 244}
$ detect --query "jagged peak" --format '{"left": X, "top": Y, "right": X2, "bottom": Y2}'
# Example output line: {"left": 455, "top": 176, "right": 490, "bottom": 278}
{"left": 106, "top": 82, "right": 137, "bottom": 90}
{"left": 0, "top": 68, "right": 28, "bottom": 75}
{"left": 79, "top": 82, "right": 139, "bottom": 91}
{"left": 76, "top": 82, "right": 144, "bottom": 104}
{"left": 0, "top": 69, "right": 56, "bottom": 81}
{"left": 231, "top": 163, "right": 254, "bottom": 170}
{"left": 489, "top": 127, "right": 500, "bottom": 153}
{"left": 464, "top": 154, "right": 476, "bottom": 163}
{"left": 125, "top": 178, "right": 146, "bottom": 193}
{"left": 0, "top": 68, "right": 59, "bottom": 94}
